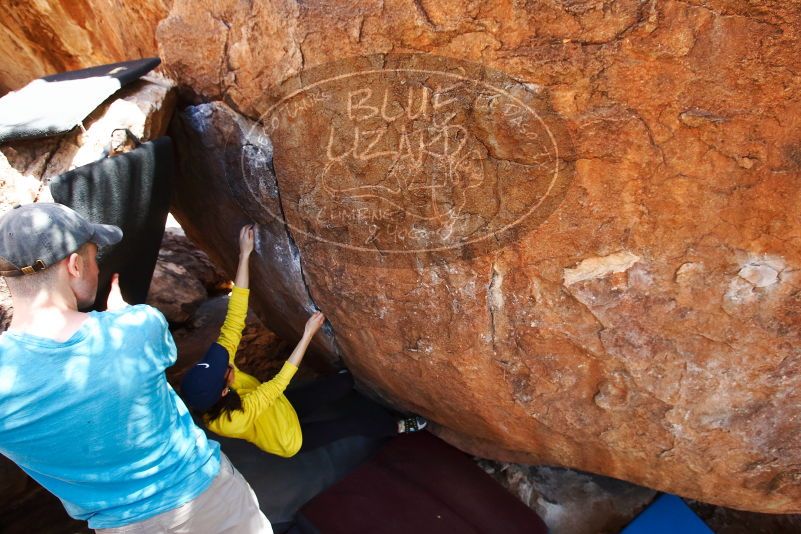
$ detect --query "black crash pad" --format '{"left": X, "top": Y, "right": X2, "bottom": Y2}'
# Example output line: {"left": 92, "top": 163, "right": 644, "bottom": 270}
{"left": 50, "top": 137, "right": 172, "bottom": 309}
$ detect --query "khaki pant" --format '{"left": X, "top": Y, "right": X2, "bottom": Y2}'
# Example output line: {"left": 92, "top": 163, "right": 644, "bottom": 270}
{"left": 96, "top": 453, "right": 272, "bottom": 534}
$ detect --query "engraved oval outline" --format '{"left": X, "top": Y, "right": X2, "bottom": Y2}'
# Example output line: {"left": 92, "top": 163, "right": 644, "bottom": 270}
{"left": 244, "top": 67, "right": 563, "bottom": 254}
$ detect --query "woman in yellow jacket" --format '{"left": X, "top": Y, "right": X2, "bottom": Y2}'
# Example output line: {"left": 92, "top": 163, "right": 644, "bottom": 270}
{"left": 181, "top": 224, "right": 427, "bottom": 457}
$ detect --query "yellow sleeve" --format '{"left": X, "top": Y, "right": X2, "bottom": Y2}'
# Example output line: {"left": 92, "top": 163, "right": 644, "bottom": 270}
{"left": 241, "top": 361, "right": 298, "bottom": 414}
{"left": 216, "top": 286, "right": 249, "bottom": 364}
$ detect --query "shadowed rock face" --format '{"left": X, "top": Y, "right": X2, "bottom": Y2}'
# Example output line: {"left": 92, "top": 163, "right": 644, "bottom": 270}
{"left": 159, "top": 0, "right": 801, "bottom": 513}
{"left": 168, "top": 102, "right": 338, "bottom": 359}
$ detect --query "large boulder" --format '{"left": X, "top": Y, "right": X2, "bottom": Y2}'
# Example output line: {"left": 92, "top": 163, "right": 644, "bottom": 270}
{"left": 146, "top": 227, "right": 232, "bottom": 324}
{"left": 159, "top": 0, "right": 801, "bottom": 513}
{"left": 146, "top": 260, "right": 207, "bottom": 324}
{"left": 158, "top": 227, "right": 230, "bottom": 295}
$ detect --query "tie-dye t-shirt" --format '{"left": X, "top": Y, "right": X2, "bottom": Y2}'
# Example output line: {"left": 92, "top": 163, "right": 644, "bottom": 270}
{"left": 0, "top": 304, "right": 220, "bottom": 529}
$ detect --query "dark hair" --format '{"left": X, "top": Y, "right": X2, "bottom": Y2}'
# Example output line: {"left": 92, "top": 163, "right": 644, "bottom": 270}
{"left": 203, "top": 388, "right": 244, "bottom": 422}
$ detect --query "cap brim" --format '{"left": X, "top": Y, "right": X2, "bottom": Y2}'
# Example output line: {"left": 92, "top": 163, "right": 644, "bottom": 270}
{"left": 90, "top": 223, "right": 123, "bottom": 246}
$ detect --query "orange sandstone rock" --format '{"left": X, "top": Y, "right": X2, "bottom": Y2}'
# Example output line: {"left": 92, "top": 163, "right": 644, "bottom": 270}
{"left": 0, "top": 0, "right": 170, "bottom": 93}
{"left": 161, "top": 0, "right": 801, "bottom": 512}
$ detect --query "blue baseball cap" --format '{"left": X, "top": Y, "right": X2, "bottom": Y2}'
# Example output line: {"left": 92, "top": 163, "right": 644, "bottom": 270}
{"left": 181, "top": 343, "right": 230, "bottom": 412}
{"left": 0, "top": 203, "right": 122, "bottom": 277}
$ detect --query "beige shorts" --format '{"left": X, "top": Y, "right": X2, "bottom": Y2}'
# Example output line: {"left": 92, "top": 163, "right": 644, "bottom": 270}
{"left": 96, "top": 453, "right": 272, "bottom": 534}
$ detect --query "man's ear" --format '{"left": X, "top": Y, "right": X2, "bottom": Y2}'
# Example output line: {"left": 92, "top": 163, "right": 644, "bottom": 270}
{"left": 65, "top": 252, "right": 83, "bottom": 278}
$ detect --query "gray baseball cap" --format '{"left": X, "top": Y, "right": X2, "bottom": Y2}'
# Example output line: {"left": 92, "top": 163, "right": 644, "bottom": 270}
{"left": 0, "top": 203, "right": 123, "bottom": 277}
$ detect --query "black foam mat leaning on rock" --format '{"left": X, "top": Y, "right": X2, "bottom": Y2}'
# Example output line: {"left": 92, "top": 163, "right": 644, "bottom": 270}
{"left": 50, "top": 137, "right": 172, "bottom": 308}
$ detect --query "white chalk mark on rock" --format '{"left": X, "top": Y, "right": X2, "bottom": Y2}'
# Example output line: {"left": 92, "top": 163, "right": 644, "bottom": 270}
{"left": 563, "top": 251, "right": 641, "bottom": 286}
{"left": 725, "top": 254, "right": 786, "bottom": 305}
{"left": 738, "top": 263, "right": 780, "bottom": 288}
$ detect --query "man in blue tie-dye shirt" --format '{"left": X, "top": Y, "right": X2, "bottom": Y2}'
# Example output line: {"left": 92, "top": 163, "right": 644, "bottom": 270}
{"left": 0, "top": 203, "right": 271, "bottom": 533}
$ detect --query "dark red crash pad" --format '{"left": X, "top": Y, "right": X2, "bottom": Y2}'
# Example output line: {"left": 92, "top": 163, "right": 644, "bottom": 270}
{"left": 294, "top": 431, "right": 548, "bottom": 534}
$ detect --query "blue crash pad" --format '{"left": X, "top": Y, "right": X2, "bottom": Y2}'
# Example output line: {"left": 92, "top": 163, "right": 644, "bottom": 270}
{"left": 623, "top": 494, "right": 714, "bottom": 534}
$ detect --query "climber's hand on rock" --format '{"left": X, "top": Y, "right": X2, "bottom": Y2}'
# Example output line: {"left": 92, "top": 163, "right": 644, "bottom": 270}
{"left": 106, "top": 273, "right": 128, "bottom": 311}
{"left": 239, "top": 224, "right": 255, "bottom": 257}
{"left": 304, "top": 312, "right": 325, "bottom": 339}
{"left": 288, "top": 312, "right": 324, "bottom": 368}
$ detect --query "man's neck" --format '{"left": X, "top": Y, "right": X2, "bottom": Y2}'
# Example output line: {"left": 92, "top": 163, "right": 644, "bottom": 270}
{"left": 9, "top": 297, "right": 90, "bottom": 343}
